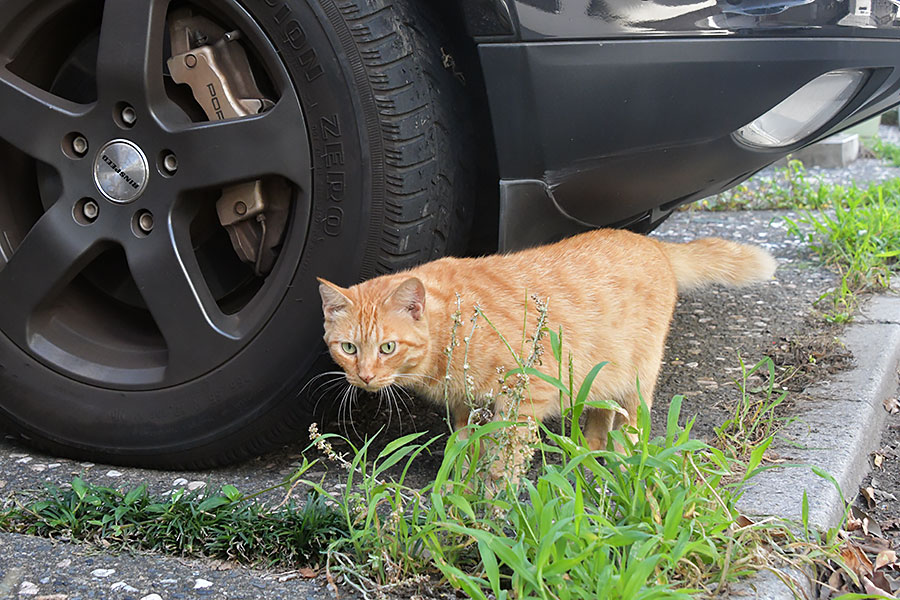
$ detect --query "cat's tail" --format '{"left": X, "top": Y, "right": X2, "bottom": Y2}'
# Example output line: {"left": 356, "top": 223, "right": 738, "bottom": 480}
{"left": 658, "top": 237, "right": 777, "bottom": 292}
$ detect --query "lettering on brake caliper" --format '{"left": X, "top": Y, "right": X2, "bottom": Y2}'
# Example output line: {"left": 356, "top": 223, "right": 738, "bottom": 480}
{"left": 206, "top": 83, "right": 226, "bottom": 120}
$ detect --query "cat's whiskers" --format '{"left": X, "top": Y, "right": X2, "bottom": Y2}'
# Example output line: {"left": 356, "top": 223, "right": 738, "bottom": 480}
{"left": 386, "top": 384, "right": 418, "bottom": 433}
{"left": 299, "top": 370, "right": 347, "bottom": 398}
{"left": 382, "top": 385, "right": 402, "bottom": 431}
{"left": 337, "top": 383, "right": 362, "bottom": 440}
{"left": 392, "top": 373, "right": 438, "bottom": 393}
{"left": 308, "top": 373, "right": 352, "bottom": 414}
{"left": 394, "top": 372, "right": 440, "bottom": 383}
{"left": 392, "top": 384, "right": 416, "bottom": 421}
{"left": 377, "top": 387, "right": 394, "bottom": 431}
{"left": 311, "top": 378, "right": 352, "bottom": 415}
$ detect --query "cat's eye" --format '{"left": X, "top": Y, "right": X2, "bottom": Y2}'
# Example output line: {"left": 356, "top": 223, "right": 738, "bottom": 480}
{"left": 340, "top": 342, "right": 357, "bottom": 355}
{"left": 380, "top": 341, "right": 396, "bottom": 354}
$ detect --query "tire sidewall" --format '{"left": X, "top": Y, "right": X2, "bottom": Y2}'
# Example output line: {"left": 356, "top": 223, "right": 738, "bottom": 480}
{"left": 0, "top": 0, "right": 382, "bottom": 463}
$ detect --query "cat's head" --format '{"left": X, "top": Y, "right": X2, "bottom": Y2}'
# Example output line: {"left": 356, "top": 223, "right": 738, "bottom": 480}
{"left": 318, "top": 276, "right": 430, "bottom": 392}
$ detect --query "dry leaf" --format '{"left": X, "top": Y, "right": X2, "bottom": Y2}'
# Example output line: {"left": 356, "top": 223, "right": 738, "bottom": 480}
{"left": 864, "top": 574, "right": 896, "bottom": 598}
{"left": 878, "top": 489, "right": 898, "bottom": 502}
{"left": 825, "top": 569, "right": 845, "bottom": 597}
{"left": 299, "top": 567, "right": 318, "bottom": 579}
{"left": 874, "top": 453, "right": 885, "bottom": 469}
{"left": 885, "top": 397, "right": 900, "bottom": 415}
{"left": 849, "top": 507, "right": 885, "bottom": 539}
{"left": 842, "top": 543, "right": 875, "bottom": 580}
{"left": 877, "top": 550, "right": 898, "bottom": 572}
{"left": 736, "top": 514, "right": 754, "bottom": 528}
{"left": 863, "top": 486, "right": 877, "bottom": 509}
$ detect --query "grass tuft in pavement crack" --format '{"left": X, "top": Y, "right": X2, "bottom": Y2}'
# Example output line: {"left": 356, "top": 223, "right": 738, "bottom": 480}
{"left": 0, "top": 479, "right": 345, "bottom": 566}
{"left": 869, "top": 138, "right": 900, "bottom": 167}
{"left": 714, "top": 355, "right": 793, "bottom": 461}
{"left": 783, "top": 177, "right": 900, "bottom": 322}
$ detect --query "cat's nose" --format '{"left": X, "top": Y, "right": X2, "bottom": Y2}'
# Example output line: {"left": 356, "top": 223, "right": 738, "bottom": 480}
{"left": 359, "top": 373, "right": 374, "bottom": 384}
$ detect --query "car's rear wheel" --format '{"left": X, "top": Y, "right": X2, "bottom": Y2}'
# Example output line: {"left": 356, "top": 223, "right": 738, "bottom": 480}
{"left": 0, "top": 0, "right": 472, "bottom": 467}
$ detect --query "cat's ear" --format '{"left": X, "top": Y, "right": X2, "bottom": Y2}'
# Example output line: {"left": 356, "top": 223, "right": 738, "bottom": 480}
{"left": 386, "top": 277, "right": 426, "bottom": 321}
{"left": 318, "top": 278, "right": 353, "bottom": 319}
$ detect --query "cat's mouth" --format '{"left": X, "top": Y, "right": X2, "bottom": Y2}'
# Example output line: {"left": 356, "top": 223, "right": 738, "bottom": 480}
{"left": 348, "top": 378, "right": 393, "bottom": 393}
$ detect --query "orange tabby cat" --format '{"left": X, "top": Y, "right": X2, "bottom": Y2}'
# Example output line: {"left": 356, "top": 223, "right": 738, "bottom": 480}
{"left": 318, "top": 228, "right": 775, "bottom": 450}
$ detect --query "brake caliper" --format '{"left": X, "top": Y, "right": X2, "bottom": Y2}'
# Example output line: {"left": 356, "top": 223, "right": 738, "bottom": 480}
{"left": 166, "top": 9, "right": 289, "bottom": 276}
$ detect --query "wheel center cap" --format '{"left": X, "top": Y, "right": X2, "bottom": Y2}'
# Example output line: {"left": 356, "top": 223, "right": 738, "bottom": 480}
{"left": 93, "top": 139, "right": 149, "bottom": 203}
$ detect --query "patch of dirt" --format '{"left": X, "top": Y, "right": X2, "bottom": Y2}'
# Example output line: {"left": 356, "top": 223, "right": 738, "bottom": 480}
{"left": 855, "top": 389, "right": 900, "bottom": 550}
{"left": 767, "top": 326, "right": 853, "bottom": 393}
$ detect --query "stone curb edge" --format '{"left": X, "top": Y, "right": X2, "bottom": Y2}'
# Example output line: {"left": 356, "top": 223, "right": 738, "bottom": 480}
{"left": 726, "top": 293, "right": 900, "bottom": 599}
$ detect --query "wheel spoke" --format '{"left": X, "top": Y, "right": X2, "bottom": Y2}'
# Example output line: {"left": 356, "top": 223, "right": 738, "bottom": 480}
{"left": 168, "top": 98, "right": 310, "bottom": 191}
{"left": 125, "top": 213, "right": 241, "bottom": 381}
{"left": 95, "top": 0, "right": 170, "bottom": 106}
{"left": 0, "top": 200, "right": 104, "bottom": 346}
{"left": 0, "top": 67, "right": 90, "bottom": 165}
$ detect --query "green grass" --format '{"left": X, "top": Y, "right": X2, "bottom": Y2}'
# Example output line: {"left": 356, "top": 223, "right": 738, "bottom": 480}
{"left": 310, "top": 396, "right": 776, "bottom": 598}
{"left": 714, "top": 356, "right": 792, "bottom": 460}
{"left": 869, "top": 138, "right": 900, "bottom": 167}
{"left": 784, "top": 179, "right": 900, "bottom": 322}
{"left": 0, "top": 479, "right": 344, "bottom": 566}
{"left": 689, "top": 159, "right": 837, "bottom": 212}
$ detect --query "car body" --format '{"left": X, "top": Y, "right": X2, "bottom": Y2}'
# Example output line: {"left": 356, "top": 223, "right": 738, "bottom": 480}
{"left": 458, "top": 0, "right": 900, "bottom": 249}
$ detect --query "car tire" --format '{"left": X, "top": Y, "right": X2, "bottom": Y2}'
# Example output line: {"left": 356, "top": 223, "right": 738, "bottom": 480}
{"left": 0, "top": 0, "right": 473, "bottom": 467}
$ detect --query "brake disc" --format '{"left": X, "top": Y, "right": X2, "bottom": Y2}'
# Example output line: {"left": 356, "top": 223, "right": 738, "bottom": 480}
{"left": 166, "top": 9, "right": 289, "bottom": 276}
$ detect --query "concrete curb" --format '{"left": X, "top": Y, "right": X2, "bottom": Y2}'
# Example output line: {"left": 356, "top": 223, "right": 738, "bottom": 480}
{"left": 727, "top": 293, "right": 900, "bottom": 599}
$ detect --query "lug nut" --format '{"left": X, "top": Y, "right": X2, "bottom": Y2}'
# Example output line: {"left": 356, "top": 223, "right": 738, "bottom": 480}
{"left": 121, "top": 106, "right": 137, "bottom": 126}
{"left": 185, "top": 54, "right": 197, "bottom": 68}
{"left": 162, "top": 153, "right": 178, "bottom": 175}
{"left": 83, "top": 200, "right": 99, "bottom": 221}
{"left": 72, "top": 136, "right": 88, "bottom": 157}
{"left": 138, "top": 212, "right": 154, "bottom": 233}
